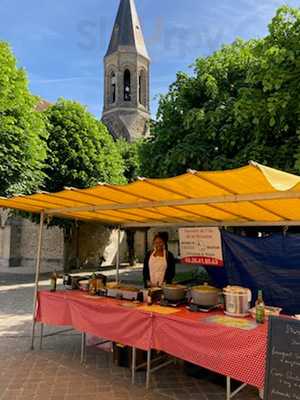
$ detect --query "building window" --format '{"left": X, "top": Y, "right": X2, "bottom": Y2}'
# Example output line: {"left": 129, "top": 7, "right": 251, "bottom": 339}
{"left": 139, "top": 74, "right": 142, "bottom": 104}
{"left": 124, "top": 69, "right": 131, "bottom": 102}
{"left": 139, "top": 70, "right": 146, "bottom": 107}
{"left": 110, "top": 72, "right": 116, "bottom": 104}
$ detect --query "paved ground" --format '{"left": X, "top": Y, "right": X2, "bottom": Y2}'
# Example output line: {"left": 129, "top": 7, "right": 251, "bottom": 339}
{"left": 0, "top": 271, "right": 260, "bottom": 400}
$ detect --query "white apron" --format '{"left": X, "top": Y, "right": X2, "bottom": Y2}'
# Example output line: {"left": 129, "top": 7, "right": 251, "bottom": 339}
{"left": 149, "top": 250, "right": 167, "bottom": 287}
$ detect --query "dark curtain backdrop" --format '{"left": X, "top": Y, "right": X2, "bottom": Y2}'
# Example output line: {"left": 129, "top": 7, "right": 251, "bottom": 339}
{"left": 206, "top": 231, "right": 300, "bottom": 315}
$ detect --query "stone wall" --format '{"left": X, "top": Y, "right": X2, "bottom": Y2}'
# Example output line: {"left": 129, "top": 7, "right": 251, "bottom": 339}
{"left": 9, "top": 217, "right": 64, "bottom": 272}
{"left": 2, "top": 217, "right": 179, "bottom": 274}
{"left": 2, "top": 217, "right": 134, "bottom": 274}
{"left": 0, "top": 225, "right": 11, "bottom": 268}
{"left": 134, "top": 230, "right": 147, "bottom": 261}
{"left": 64, "top": 222, "right": 128, "bottom": 272}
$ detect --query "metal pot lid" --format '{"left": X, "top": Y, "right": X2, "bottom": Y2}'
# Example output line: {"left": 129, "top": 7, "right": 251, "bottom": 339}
{"left": 191, "top": 283, "right": 219, "bottom": 293}
{"left": 163, "top": 284, "right": 187, "bottom": 289}
{"left": 118, "top": 286, "right": 140, "bottom": 292}
{"left": 223, "top": 285, "right": 250, "bottom": 295}
{"left": 106, "top": 282, "right": 119, "bottom": 289}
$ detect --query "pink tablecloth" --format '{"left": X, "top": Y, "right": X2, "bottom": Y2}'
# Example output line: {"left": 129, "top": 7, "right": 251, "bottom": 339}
{"left": 36, "top": 291, "right": 267, "bottom": 388}
{"left": 151, "top": 309, "right": 267, "bottom": 389}
{"left": 36, "top": 291, "right": 152, "bottom": 350}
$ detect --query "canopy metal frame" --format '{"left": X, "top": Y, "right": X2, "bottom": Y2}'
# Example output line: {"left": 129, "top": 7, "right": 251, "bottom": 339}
{"left": 2, "top": 162, "right": 300, "bottom": 228}
{"left": 31, "top": 211, "right": 45, "bottom": 350}
{"left": 42, "top": 190, "right": 300, "bottom": 218}
{"left": 8, "top": 189, "right": 300, "bottom": 229}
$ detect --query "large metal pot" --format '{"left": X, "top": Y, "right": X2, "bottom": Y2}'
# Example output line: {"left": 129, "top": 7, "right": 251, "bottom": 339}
{"left": 190, "top": 283, "right": 220, "bottom": 306}
{"left": 162, "top": 284, "right": 187, "bottom": 302}
{"left": 223, "top": 286, "right": 252, "bottom": 317}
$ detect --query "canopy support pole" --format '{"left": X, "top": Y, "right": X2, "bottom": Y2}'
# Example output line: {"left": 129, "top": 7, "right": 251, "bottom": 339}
{"left": 116, "top": 226, "right": 121, "bottom": 283}
{"left": 30, "top": 211, "right": 45, "bottom": 350}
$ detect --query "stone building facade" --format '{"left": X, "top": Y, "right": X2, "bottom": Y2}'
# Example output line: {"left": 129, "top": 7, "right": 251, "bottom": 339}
{"left": 0, "top": 213, "right": 64, "bottom": 273}
{"left": 9, "top": 218, "right": 64, "bottom": 271}
{"left": 102, "top": 0, "right": 151, "bottom": 141}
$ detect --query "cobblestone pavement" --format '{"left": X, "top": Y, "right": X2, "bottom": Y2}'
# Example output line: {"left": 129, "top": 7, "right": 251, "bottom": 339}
{"left": 0, "top": 273, "right": 260, "bottom": 400}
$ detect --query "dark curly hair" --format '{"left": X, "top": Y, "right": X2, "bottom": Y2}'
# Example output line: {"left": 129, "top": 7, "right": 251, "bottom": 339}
{"left": 153, "top": 232, "right": 169, "bottom": 246}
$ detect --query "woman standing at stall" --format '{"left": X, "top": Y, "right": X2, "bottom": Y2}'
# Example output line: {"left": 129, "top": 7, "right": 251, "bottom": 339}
{"left": 143, "top": 233, "right": 176, "bottom": 288}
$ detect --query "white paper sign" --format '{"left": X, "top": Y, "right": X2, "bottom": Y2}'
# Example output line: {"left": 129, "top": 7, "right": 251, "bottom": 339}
{"left": 179, "top": 227, "right": 224, "bottom": 267}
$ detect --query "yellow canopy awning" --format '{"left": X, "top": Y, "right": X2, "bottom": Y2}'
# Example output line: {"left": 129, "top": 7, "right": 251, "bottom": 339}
{"left": 1, "top": 161, "right": 300, "bottom": 228}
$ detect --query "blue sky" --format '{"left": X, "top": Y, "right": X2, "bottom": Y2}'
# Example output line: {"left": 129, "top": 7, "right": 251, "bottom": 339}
{"left": 1, "top": 0, "right": 299, "bottom": 117}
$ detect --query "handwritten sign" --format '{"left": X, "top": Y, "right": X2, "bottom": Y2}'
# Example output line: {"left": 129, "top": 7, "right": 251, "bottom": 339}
{"left": 264, "top": 316, "right": 300, "bottom": 400}
{"left": 179, "top": 227, "right": 223, "bottom": 267}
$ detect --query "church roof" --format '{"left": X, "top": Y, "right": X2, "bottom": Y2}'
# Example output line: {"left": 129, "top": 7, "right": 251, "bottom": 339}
{"left": 35, "top": 99, "right": 52, "bottom": 112}
{"left": 105, "top": 0, "right": 150, "bottom": 60}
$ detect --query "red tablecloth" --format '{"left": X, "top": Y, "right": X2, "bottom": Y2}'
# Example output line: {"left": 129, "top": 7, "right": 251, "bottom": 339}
{"left": 36, "top": 291, "right": 267, "bottom": 388}
{"left": 36, "top": 291, "right": 152, "bottom": 350}
{"left": 151, "top": 309, "right": 267, "bottom": 389}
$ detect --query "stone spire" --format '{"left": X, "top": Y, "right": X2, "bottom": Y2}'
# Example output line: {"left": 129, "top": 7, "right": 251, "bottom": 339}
{"left": 106, "top": 0, "right": 149, "bottom": 60}
{"left": 102, "top": 0, "right": 151, "bottom": 142}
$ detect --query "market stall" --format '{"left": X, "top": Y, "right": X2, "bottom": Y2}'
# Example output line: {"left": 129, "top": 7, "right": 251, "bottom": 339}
{"left": 36, "top": 291, "right": 153, "bottom": 351}
{"left": 36, "top": 290, "right": 267, "bottom": 391}
{"left": 1, "top": 161, "right": 300, "bottom": 399}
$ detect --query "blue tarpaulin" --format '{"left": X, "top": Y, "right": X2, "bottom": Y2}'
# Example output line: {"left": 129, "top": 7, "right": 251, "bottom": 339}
{"left": 207, "top": 231, "right": 300, "bottom": 315}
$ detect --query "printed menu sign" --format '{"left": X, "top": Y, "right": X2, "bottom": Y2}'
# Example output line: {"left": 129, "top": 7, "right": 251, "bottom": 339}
{"left": 264, "top": 316, "right": 300, "bottom": 400}
{"left": 179, "top": 227, "right": 223, "bottom": 267}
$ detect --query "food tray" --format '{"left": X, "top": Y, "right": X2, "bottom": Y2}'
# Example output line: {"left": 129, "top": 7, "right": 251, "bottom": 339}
{"left": 249, "top": 306, "right": 282, "bottom": 320}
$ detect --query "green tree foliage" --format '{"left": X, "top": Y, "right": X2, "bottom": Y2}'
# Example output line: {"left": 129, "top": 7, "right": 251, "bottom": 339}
{"left": 44, "top": 99, "right": 126, "bottom": 270}
{"left": 41, "top": 99, "right": 126, "bottom": 241}
{"left": 44, "top": 98, "right": 125, "bottom": 193}
{"left": 0, "top": 42, "right": 47, "bottom": 195}
{"left": 115, "top": 139, "right": 142, "bottom": 182}
{"left": 141, "top": 6, "right": 300, "bottom": 178}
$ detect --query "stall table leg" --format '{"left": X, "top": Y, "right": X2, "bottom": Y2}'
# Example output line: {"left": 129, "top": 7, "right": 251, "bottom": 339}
{"left": 39, "top": 323, "right": 44, "bottom": 350}
{"left": 81, "top": 332, "right": 86, "bottom": 364}
{"left": 36, "top": 324, "right": 78, "bottom": 350}
{"left": 226, "top": 377, "right": 248, "bottom": 400}
{"left": 146, "top": 349, "right": 151, "bottom": 390}
{"left": 145, "top": 350, "right": 175, "bottom": 390}
{"left": 132, "top": 347, "right": 136, "bottom": 385}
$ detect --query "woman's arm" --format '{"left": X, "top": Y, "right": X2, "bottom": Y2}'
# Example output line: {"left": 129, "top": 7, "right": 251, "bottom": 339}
{"left": 165, "top": 251, "right": 176, "bottom": 284}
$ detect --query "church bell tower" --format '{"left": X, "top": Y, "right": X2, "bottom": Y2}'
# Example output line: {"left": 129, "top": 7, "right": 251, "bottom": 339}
{"left": 102, "top": 0, "right": 151, "bottom": 142}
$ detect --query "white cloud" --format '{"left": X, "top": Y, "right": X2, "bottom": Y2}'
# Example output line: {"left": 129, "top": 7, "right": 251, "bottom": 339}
{"left": 31, "top": 76, "right": 101, "bottom": 84}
